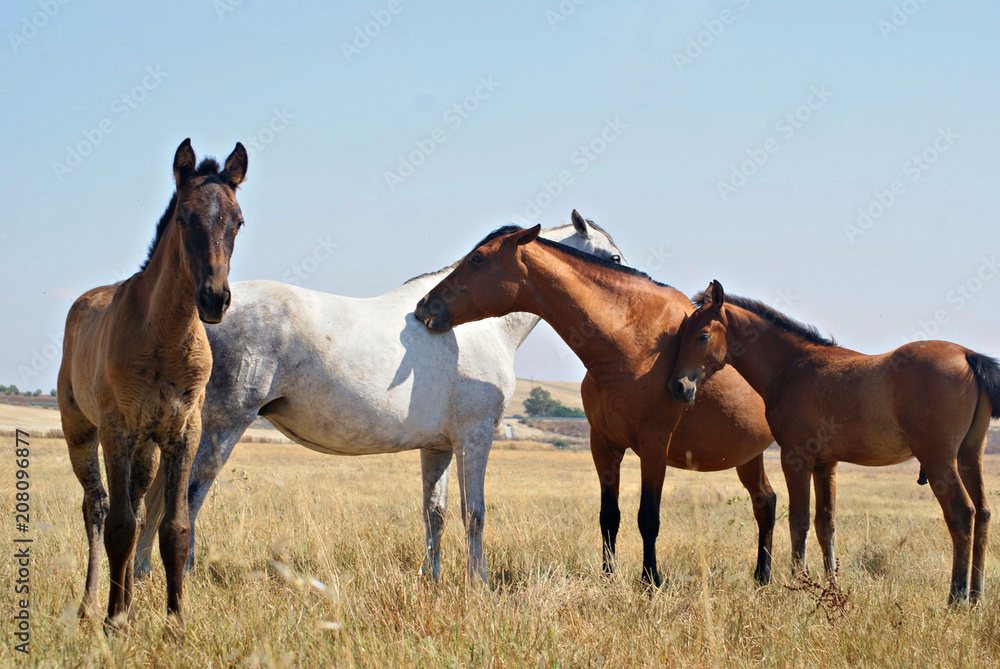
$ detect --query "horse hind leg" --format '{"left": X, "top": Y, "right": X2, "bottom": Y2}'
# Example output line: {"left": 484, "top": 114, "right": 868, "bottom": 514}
{"left": 64, "top": 415, "right": 107, "bottom": 617}
{"left": 419, "top": 448, "right": 453, "bottom": 581}
{"left": 922, "top": 459, "right": 976, "bottom": 606}
{"left": 736, "top": 455, "right": 776, "bottom": 585}
{"left": 956, "top": 391, "right": 992, "bottom": 604}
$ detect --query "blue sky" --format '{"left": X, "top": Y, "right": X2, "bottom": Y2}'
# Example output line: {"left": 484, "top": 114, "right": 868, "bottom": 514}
{"left": 2, "top": 0, "right": 999, "bottom": 391}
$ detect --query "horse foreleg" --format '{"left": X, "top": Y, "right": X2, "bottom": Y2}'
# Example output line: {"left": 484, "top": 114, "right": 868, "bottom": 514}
{"left": 159, "top": 420, "right": 199, "bottom": 638}
{"left": 637, "top": 440, "right": 667, "bottom": 588}
{"left": 454, "top": 422, "right": 493, "bottom": 583}
{"left": 591, "top": 434, "right": 624, "bottom": 578}
{"left": 736, "top": 455, "right": 776, "bottom": 585}
{"left": 812, "top": 461, "right": 838, "bottom": 577}
{"left": 99, "top": 422, "right": 136, "bottom": 629}
{"left": 65, "top": 415, "right": 106, "bottom": 617}
{"left": 124, "top": 440, "right": 158, "bottom": 614}
{"left": 419, "top": 448, "right": 453, "bottom": 581}
{"left": 183, "top": 425, "right": 249, "bottom": 572}
{"left": 780, "top": 447, "right": 813, "bottom": 576}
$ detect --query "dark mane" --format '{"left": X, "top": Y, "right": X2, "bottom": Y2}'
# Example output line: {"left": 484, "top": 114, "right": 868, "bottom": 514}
{"left": 140, "top": 157, "right": 224, "bottom": 271}
{"left": 693, "top": 292, "right": 837, "bottom": 347}
{"left": 471, "top": 225, "right": 524, "bottom": 252}
{"left": 405, "top": 223, "right": 647, "bottom": 287}
{"left": 537, "top": 237, "right": 669, "bottom": 287}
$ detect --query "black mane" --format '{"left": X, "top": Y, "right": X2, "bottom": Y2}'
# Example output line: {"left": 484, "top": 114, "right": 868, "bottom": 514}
{"left": 405, "top": 222, "right": 646, "bottom": 287}
{"left": 536, "top": 237, "right": 669, "bottom": 287}
{"left": 693, "top": 292, "right": 837, "bottom": 347}
{"left": 476, "top": 225, "right": 668, "bottom": 287}
{"left": 140, "top": 157, "right": 224, "bottom": 271}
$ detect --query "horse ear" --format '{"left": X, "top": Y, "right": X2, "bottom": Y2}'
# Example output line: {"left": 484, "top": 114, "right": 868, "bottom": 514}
{"left": 224, "top": 142, "right": 248, "bottom": 189}
{"left": 570, "top": 210, "right": 589, "bottom": 237}
{"left": 515, "top": 224, "right": 541, "bottom": 246}
{"left": 710, "top": 280, "right": 725, "bottom": 307}
{"left": 173, "top": 138, "right": 196, "bottom": 185}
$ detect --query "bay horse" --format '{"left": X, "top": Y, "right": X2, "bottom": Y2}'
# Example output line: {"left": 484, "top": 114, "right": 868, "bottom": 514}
{"left": 669, "top": 280, "right": 1000, "bottom": 604}
{"left": 414, "top": 225, "right": 777, "bottom": 586}
{"left": 134, "top": 212, "right": 622, "bottom": 583}
{"left": 57, "top": 139, "right": 248, "bottom": 635}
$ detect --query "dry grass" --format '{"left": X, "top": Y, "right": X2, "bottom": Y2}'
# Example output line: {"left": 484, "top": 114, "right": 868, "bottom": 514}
{"left": 3, "top": 436, "right": 1000, "bottom": 667}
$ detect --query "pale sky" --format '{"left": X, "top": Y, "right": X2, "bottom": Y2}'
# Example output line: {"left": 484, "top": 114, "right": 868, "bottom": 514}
{"left": 2, "top": 1, "right": 999, "bottom": 391}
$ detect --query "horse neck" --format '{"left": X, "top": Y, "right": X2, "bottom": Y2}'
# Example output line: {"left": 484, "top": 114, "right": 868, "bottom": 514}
{"left": 406, "top": 268, "right": 541, "bottom": 352}
{"left": 514, "top": 244, "right": 662, "bottom": 376}
{"left": 498, "top": 311, "right": 542, "bottom": 351}
{"left": 137, "top": 217, "right": 201, "bottom": 342}
{"left": 723, "top": 305, "right": 811, "bottom": 400}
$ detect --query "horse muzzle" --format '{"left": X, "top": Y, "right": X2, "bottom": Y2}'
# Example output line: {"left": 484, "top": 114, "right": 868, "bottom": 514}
{"left": 196, "top": 283, "right": 232, "bottom": 324}
{"left": 669, "top": 376, "right": 699, "bottom": 404}
{"left": 414, "top": 296, "right": 453, "bottom": 333}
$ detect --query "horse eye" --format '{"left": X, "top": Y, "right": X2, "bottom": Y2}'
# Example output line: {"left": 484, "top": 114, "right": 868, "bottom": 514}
{"left": 470, "top": 254, "right": 483, "bottom": 266}
{"left": 697, "top": 332, "right": 711, "bottom": 344}
{"left": 610, "top": 254, "right": 621, "bottom": 264}
{"left": 236, "top": 219, "right": 245, "bottom": 230}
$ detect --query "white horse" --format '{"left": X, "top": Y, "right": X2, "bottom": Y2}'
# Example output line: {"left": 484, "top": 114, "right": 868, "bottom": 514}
{"left": 136, "top": 212, "right": 623, "bottom": 580}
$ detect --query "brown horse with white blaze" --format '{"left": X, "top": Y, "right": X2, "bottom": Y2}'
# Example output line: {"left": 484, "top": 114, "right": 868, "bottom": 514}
{"left": 669, "top": 280, "right": 1000, "bottom": 605}
{"left": 415, "top": 222, "right": 777, "bottom": 586}
{"left": 57, "top": 139, "right": 248, "bottom": 635}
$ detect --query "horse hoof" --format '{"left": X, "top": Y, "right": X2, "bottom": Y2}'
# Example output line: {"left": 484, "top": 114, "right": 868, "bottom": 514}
{"left": 134, "top": 561, "right": 151, "bottom": 581}
{"left": 753, "top": 569, "right": 771, "bottom": 586}
{"left": 640, "top": 569, "right": 663, "bottom": 590}
{"left": 103, "top": 612, "right": 129, "bottom": 636}
{"left": 164, "top": 614, "right": 186, "bottom": 644}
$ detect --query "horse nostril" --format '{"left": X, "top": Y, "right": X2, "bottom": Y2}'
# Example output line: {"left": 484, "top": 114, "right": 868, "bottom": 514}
{"left": 416, "top": 297, "right": 426, "bottom": 310}
{"left": 673, "top": 380, "right": 685, "bottom": 396}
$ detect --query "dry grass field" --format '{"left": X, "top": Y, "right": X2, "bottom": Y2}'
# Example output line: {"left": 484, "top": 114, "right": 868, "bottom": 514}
{"left": 3, "top": 434, "right": 1000, "bottom": 667}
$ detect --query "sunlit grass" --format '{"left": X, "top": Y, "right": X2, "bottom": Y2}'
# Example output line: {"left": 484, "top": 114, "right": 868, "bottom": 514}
{"left": 2, "top": 437, "right": 999, "bottom": 667}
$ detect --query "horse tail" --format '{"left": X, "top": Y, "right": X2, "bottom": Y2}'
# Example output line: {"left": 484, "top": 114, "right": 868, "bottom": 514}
{"left": 966, "top": 352, "right": 1000, "bottom": 419}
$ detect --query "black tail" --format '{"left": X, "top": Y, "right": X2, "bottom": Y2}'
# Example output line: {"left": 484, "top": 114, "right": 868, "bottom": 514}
{"left": 966, "top": 352, "right": 1000, "bottom": 419}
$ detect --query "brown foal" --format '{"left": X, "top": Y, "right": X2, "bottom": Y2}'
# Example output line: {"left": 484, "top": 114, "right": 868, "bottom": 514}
{"left": 415, "top": 225, "right": 776, "bottom": 586}
{"left": 669, "top": 280, "right": 1000, "bottom": 604}
{"left": 57, "top": 139, "right": 248, "bottom": 635}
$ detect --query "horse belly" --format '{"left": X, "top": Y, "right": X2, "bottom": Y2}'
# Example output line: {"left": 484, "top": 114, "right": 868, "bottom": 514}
{"left": 262, "top": 388, "right": 451, "bottom": 456}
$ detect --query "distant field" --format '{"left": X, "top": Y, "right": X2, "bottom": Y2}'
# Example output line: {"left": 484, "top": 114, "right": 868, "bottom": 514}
{"left": 3, "top": 436, "right": 1000, "bottom": 666}
{"left": 507, "top": 378, "right": 584, "bottom": 416}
